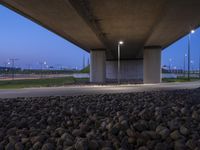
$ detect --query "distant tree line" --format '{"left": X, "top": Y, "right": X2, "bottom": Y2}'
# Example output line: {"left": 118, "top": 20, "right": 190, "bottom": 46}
{"left": 0, "top": 67, "right": 78, "bottom": 74}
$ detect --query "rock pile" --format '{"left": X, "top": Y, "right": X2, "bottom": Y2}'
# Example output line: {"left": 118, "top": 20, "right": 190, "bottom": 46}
{"left": 0, "top": 89, "right": 200, "bottom": 150}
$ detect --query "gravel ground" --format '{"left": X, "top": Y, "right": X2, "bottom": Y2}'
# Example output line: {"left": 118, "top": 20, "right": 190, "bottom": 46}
{"left": 0, "top": 89, "right": 200, "bottom": 150}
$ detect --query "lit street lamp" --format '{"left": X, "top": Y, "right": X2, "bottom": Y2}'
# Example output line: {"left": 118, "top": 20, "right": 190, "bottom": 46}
{"left": 2, "top": 62, "right": 10, "bottom": 79}
{"left": 191, "top": 60, "right": 194, "bottom": 74}
{"left": 9, "top": 58, "right": 19, "bottom": 80}
{"left": 199, "top": 56, "right": 200, "bottom": 79}
{"left": 118, "top": 41, "right": 124, "bottom": 84}
{"left": 169, "top": 58, "right": 172, "bottom": 72}
{"left": 174, "top": 66, "right": 177, "bottom": 73}
{"left": 188, "top": 29, "right": 195, "bottom": 80}
{"left": 183, "top": 54, "right": 187, "bottom": 77}
{"left": 191, "top": 30, "right": 195, "bottom": 34}
{"left": 39, "top": 61, "right": 47, "bottom": 78}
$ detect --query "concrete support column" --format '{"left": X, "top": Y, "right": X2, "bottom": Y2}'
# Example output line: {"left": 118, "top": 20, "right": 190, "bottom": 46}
{"left": 106, "top": 59, "right": 143, "bottom": 80}
{"left": 143, "top": 46, "right": 161, "bottom": 83}
{"left": 90, "top": 50, "right": 106, "bottom": 83}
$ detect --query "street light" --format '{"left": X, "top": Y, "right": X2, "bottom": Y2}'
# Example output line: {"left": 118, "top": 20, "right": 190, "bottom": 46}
{"left": 188, "top": 29, "right": 195, "bottom": 80}
{"left": 2, "top": 62, "right": 9, "bottom": 79}
{"left": 39, "top": 61, "right": 47, "bottom": 78}
{"left": 118, "top": 40, "right": 124, "bottom": 84}
{"left": 184, "top": 54, "right": 187, "bottom": 77}
{"left": 191, "top": 60, "right": 194, "bottom": 74}
{"left": 199, "top": 56, "right": 200, "bottom": 79}
{"left": 9, "top": 58, "right": 19, "bottom": 80}
{"left": 169, "top": 58, "right": 172, "bottom": 72}
{"left": 7, "top": 62, "right": 11, "bottom": 76}
{"left": 191, "top": 30, "right": 195, "bottom": 34}
{"left": 174, "top": 66, "right": 177, "bottom": 74}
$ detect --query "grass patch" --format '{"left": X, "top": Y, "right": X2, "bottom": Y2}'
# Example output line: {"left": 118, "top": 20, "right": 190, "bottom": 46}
{"left": 74, "top": 78, "right": 90, "bottom": 83}
{"left": 80, "top": 66, "right": 90, "bottom": 73}
{"left": 0, "top": 77, "right": 89, "bottom": 89}
{"left": 162, "top": 77, "right": 199, "bottom": 83}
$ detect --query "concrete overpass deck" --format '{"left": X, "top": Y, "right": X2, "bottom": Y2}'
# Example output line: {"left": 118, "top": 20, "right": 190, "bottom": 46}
{"left": 1, "top": 0, "right": 200, "bottom": 59}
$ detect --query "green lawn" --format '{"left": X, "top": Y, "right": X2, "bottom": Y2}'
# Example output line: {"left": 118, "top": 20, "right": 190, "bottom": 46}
{"left": 80, "top": 66, "right": 90, "bottom": 73}
{"left": 0, "top": 77, "right": 89, "bottom": 89}
{"left": 162, "top": 77, "right": 199, "bottom": 83}
{"left": 0, "top": 76, "right": 199, "bottom": 89}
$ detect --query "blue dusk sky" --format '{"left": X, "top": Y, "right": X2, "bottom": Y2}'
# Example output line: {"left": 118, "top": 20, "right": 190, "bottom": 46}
{"left": 0, "top": 5, "right": 200, "bottom": 70}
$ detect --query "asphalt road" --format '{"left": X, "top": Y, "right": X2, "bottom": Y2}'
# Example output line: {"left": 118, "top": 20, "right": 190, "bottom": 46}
{"left": 0, "top": 81, "right": 200, "bottom": 98}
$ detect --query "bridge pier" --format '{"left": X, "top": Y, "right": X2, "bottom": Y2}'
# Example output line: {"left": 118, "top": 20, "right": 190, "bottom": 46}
{"left": 90, "top": 47, "right": 161, "bottom": 84}
{"left": 143, "top": 46, "right": 161, "bottom": 84}
{"left": 90, "top": 50, "right": 106, "bottom": 83}
{"left": 106, "top": 59, "right": 143, "bottom": 81}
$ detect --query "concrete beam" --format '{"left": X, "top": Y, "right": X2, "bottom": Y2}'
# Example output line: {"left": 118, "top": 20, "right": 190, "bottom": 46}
{"left": 90, "top": 50, "right": 106, "bottom": 83}
{"left": 143, "top": 47, "right": 161, "bottom": 84}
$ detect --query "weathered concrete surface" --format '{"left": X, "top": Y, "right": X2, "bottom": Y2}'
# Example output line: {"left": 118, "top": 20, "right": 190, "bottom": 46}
{"left": 143, "top": 47, "right": 161, "bottom": 83}
{"left": 1, "top": 0, "right": 200, "bottom": 59}
{"left": 106, "top": 60, "right": 143, "bottom": 80}
{"left": 90, "top": 50, "right": 106, "bottom": 83}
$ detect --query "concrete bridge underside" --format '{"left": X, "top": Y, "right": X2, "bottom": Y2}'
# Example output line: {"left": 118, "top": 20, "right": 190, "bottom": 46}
{"left": 1, "top": 0, "right": 200, "bottom": 83}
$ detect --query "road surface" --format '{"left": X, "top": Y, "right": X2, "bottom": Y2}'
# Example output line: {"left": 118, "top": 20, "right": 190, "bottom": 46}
{"left": 0, "top": 81, "right": 200, "bottom": 98}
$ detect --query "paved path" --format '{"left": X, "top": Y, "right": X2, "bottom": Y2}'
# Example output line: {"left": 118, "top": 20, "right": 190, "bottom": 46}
{"left": 0, "top": 81, "right": 200, "bottom": 98}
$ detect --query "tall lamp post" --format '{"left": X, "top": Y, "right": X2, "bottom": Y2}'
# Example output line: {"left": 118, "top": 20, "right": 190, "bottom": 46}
{"left": 39, "top": 61, "right": 47, "bottom": 78}
{"left": 183, "top": 54, "right": 187, "bottom": 77}
{"left": 169, "top": 58, "right": 172, "bottom": 73}
{"left": 188, "top": 29, "right": 195, "bottom": 80}
{"left": 190, "top": 60, "right": 194, "bottom": 74}
{"left": 199, "top": 56, "right": 200, "bottom": 79}
{"left": 3, "top": 62, "right": 10, "bottom": 79}
{"left": 118, "top": 41, "right": 124, "bottom": 84}
{"left": 9, "top": 58, "right": 19, "bottom": 80}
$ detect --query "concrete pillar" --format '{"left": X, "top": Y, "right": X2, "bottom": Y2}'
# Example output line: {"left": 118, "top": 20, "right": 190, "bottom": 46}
{"left": 106, "top": 59, "right": 143, "bottom": 80}
{"left": 143, "top": 46, "right": 161, "bottom": 83}
{"left": 90, "top": 50, "right": 106, "bottom": 83}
